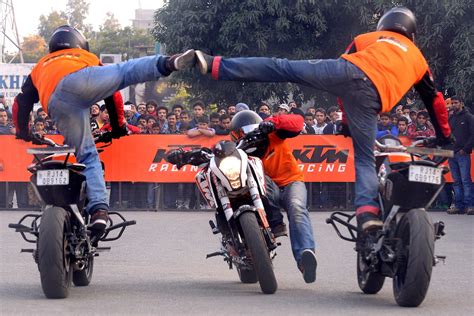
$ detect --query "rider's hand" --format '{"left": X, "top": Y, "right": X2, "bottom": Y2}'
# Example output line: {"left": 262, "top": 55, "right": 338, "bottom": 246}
{"left": 435, "top": 134, "right": 455, "bottom": 148}
{"left": 166, "top": 148, "right": 185, "bottom": 168}
{"left": 111, "top": 124, "right": 129, "bottom": 139}
{"left": 195, "top": 50, "right": 215, "bottom": 75}
{"left": 259, "top": 121, "right": 275, "bottom": 134}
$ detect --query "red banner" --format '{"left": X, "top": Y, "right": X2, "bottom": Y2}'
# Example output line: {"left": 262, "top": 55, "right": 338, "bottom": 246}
{"left": 0, "top": 135, "right": 471, "bottom": 183}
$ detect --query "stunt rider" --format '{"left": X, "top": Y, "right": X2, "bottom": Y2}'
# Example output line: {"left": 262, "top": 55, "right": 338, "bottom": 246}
{"left": 13, "top": 25, "right": 195, "bottom": 236}
{"left": 195, "top": 7, "right": 452, "bottom": 232}
{"left": 230, "top": 110, "right": 317, "bottom": 284}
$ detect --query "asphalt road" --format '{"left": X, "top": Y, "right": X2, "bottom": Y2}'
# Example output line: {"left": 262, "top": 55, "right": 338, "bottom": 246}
{"left": 1, "top": 211, "right": 473, "bottom": 315}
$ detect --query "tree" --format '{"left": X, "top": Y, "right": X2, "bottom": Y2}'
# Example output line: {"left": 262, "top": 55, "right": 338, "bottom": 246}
{"left": 153, "top": 0, "right": 473, "bottom": 108}
{"left": 21, "top": 35, "right": 48, "bottom": 63}
{"left": 66, "top": 0, "right": 92, "bottom": 33}
{"left": 38, "top": 10, "right": 68, "bottom": 40}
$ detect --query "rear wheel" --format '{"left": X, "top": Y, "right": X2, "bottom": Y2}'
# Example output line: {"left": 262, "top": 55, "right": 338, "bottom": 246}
{"left": 38, "top": 207, "right": 72, "bottom": 298}
{"left": 393, "top": 209, "right": 434, "bottom": 307}
{"left": 357, "top": 251, "right": 385, "bottom": 294}
{"left": 73, "top": 256, "right": 94, "bottom": 286}
{"left": 237, "top": 266, "right": 258, "bottom": 284}
{"left": 239, "top": 212, "right": 277, "bottom": 294}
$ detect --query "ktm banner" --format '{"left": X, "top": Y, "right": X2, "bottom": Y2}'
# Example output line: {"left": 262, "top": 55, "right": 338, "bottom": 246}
{"left": 0, "top": 135, "right": 471, "bottom": 183}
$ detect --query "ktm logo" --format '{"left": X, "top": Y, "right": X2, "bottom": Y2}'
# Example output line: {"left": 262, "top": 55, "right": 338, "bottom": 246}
{"left": 152, "top": 145, "right": 201, "bottom": 163}
{"left": 293, "top": 145, "right": 349, "bottom": 163}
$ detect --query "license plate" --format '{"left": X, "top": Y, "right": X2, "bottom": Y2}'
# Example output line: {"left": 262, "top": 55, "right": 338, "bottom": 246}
{"left": 37, "top": 169, "right": 69, "bottom": 186}
{"left": 408, "top": 165, "right": 441, "bottom": 185}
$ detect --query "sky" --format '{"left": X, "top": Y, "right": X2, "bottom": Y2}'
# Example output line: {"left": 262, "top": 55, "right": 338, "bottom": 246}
{"left": 5, "top": 0, "right": 164, "bottom": 51}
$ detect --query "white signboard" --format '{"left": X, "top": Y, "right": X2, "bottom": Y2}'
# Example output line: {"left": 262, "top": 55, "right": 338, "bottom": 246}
{"left": 0, "top": 63, "right": 35, "bottom": 105}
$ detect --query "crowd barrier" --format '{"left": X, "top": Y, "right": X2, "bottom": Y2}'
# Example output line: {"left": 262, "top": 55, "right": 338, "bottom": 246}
{"left": 0, "top": 135, "right": 470, "bottom": 211}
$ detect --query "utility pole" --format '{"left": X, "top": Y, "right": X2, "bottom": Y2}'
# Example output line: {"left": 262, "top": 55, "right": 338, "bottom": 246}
{"left": 0, "top": 0, "right": 23, "bottom": 63}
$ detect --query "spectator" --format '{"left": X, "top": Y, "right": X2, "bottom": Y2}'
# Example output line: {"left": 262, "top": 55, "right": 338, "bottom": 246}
{"left": 323, "top": 106, "right": 342, "bottom": 135}
{"left": 172, "top": 104, "right": 183, "bottom": 120}
{"left": 397, "top": 116, "right": 409, "bottom": 136}
{"left": 394, "top": 104, "right": 404, "bottom": 116}
{"left": 313, "top": 108, "right": 327, "bottom": 135}
{"left": 376, "top": 112, "right": 397, "bottom": 139}
{"left": 151, "top": 122, "right": 161, "bottom": 134}
{"left": 409, "top": 107, "right": 418, "bottom": 122}
{"left": 156, "top": 105, "right": 169, "bottom": 133}
{"left": 137, "top": 102, "right": 147, "bottom": 116}
{"left": 180, "top": 110, "right": 191, "bottom": 128}
{"left": 147, "top": 116, "right": 158, "bottom": 132}
{"left": 209, "top": 112, "right": 221, "bottom": 130}
{"left": 165, "top": 113, "right": 180, "bottom": 134}
{"left": 303, "top": 112, "right": 316, "bottom": 134}
{"left": 90, "top": 103, "right": 101, "bottom": 121}
{"left": 36, "top": 108, "right": 48, "bottom": 120}
{"left": 0, "top": 92, "right": 11, "bottom": 115}
{"left": 402, "top": 104, "right": 412, "bottom": 122}
{"left": 124, "top": 103, "right": 139, "bottom": 126}
{"left": 187, "top": 115, "right": 215, "bottom": 137}
{"left": 306, "top": 106, "right": 316, "bottom": 116}
{"left": 91, "top": 105, "right": 109, "bottom": 134}
{"left": 407, "top": 111, "right": 435, "bottom": 139}
{"left": 290, "top": 107, "right": 305, "bottom": 119}
{"left": 235, "top": 102, "right": 249, "bottom": 112}
{"left": 215, "top": 113, "right": 231, "bottom": 135}
{"left": 227, "top": 104, "right": 236, "bottom": 116}
{"left": 257, "top": 102, "right": 271, "bottom": 118}
{"left": 288, "top": 100, "right": 299, "bottom": 109}
{"left": 146, "top": 100, "right": 158, "bottom": 117}
{"left": 32, "top": 117, "right": 46, "bottom": 136}
{"left": 217, "top": 107, "right": 227, "bottom": 116}
{"left": 277, "top": 103, "right": 290, "bottom": 115}
{"left": 446, "top": 96, "right": 474, "bottom": 215}
{"left": 137, "top": 114, "right": 149, "bottom": 134}
{"left": 390, "top": 113, "right": 400, "bottom": 126}
{"left": 179, "top": 121, "right": 190, "bottom": 134}
{"left": 189, "top": 101, "right": 206, "bottom": 129}
{"left": 0, "top": 108, "right": 14, "bottom": 134}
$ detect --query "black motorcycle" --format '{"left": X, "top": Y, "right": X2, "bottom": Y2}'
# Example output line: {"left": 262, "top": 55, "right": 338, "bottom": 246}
{"left": 326, "top": 136, "right": 452, "bottom": 307}
{"left": 9, "top": 132, "right": 136, "bottom": 298}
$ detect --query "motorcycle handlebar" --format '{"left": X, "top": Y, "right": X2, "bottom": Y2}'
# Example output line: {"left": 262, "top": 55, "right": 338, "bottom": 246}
{"left": 374, "top": 137, "right": 453, "bottom": 158}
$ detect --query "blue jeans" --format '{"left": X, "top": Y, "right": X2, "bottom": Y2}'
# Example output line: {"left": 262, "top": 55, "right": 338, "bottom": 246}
{"left": 448, "top": 152, "right": 473, "bottom": 210}
{"left": 48, "top": 55, "right": 167, "bottom": 214}
{"left": 218, "top": 57, "right": 380, "bottom": 209}
{"left": 264, "top": 176, "right": 316, "bottom": 264}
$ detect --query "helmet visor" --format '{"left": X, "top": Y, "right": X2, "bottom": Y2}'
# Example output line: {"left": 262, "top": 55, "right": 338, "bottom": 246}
{"left": 230, "top": 123, "right": 259, "bottom": 142}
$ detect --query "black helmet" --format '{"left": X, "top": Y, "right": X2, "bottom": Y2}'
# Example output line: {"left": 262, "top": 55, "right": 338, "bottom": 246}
{"left": 376, "top": 7, "right": 416, "bottom": 41}
{"left": 230, "top": 110, "right": 262, "bottom": 142}
{"left": 48, "top": 25, "right": 89, "bottom": 53}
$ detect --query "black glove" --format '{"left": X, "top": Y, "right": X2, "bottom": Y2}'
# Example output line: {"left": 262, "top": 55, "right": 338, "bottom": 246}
{"left": 111, "top": 124, "right": 129, "bottom": 139}
{"left": 436, "top": 134, "right": 455, "bottom": 148}
{"left": 259, "top": 121, "right": 275, "bottom": 134}
{"left": 166, "top": 149, "right": 185, "bottom": 169}
{"left": 195, "top": 50, "right": 214, "bottom": 75}
{"left": 336, "top": 122, "right": 351, "bottom": 137}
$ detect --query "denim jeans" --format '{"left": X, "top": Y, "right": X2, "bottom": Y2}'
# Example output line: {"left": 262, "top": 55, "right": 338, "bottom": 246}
{"left": 219, "top": 57, "right": 381, "bottom": 209}
{"left": 264, "top": 176, "right": 316, "bottom": 264}
{"left": 48, "top": 55, "right": 167, "bottom": 214}
{"left": 448, "top": 152, "right": 473, "bottom": 210}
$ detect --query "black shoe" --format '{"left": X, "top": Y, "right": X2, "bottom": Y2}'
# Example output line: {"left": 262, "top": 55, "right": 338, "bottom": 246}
{"left": 196, "top": 50, "right": 214, "bottom": 74}
{"left": 357, "top": 212, "right": 383, "bottom": 232}
{"left": 89, "top": 209, "right": 109, "bottom": 232}
{"left": 299, "top": 249, "right": 317, "bottom": 284}
{"left": 271, "top": 223, "right": 288, "bottom": 238}
{"left": 166, "top": 49, "right": 196, "bottom": 71}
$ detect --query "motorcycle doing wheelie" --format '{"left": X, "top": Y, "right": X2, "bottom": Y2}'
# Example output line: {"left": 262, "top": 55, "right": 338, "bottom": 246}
{"left": 166, "top": 137, "right": 278, "bottom": 294}
{"left": 326, "top": 136, "right": 453, "bottom": 307}
{"left": 8, "top": 132, "right": 136, "bottom": 299}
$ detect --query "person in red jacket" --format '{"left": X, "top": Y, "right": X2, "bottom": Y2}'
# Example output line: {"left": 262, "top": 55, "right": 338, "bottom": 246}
{"left": 231, "top": 110, "right": 317, "bottom": 284}
{"left": 13, "top": 25, "right": 195, "bottom": 235}
{"left": 195, "top": 7, "right": 453, "bottom": 232}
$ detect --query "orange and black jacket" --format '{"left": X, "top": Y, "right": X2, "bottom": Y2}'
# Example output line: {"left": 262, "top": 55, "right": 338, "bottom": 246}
{"left": 13, "top": 48, "right": 125, "bottom": 140}
{"left": 341, "top": 30, "right": 451, "bottom": 140}
{"left": 260, "top": 114, "right": 305, "bottom": 187}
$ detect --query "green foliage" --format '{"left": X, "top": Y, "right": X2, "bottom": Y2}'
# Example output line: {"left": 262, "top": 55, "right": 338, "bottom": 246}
{"left": 153, "top": 0, "right": 473, "bottom": 107}
{"left": 38, "top": 11, "right": 68, "bottom": 40}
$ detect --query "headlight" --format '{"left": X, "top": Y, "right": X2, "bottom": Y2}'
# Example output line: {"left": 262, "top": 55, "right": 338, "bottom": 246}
{"left": 219, "top": 156, "right": 241, "bottom": 189}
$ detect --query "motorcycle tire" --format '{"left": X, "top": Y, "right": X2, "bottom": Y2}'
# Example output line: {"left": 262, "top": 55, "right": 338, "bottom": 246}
{"left": 237, "top": 266, "right": 258, "bottom": 284}
{"left": 357, "top": 251, "right": 385, "bottom": 294}
{"left": 393, "top": 209, "right": 434, "bottom": 307}
{"left": 38, "top": 206, "right": 72, "bottom": 299}
{"left": 239, "top": 212, "right": 277, "bottom": 294}
{"left": 73, "top": 256, "right": 94, "bottom": 286}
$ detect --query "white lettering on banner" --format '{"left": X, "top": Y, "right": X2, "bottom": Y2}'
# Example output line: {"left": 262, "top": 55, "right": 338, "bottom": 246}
{"left": 149, "top": 163, "right": 201, "bottom": 173}
{"left": 299, "top": 163, "right": 347, "bottom": 173}
{"left": 0, "top": 64, "right": 35, "bottom": 103}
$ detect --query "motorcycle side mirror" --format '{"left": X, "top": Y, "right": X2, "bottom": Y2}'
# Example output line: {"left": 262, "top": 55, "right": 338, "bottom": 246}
{"left": 213, "top": 140, "right": 236, "bottom": 158}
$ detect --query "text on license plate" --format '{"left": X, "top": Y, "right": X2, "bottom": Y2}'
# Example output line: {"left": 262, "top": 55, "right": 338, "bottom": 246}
{"left": 408, "top": 165, "right": 441, "bottom": 185}
{"left": 37, "top": 169, "right": 69, "bottom": 186}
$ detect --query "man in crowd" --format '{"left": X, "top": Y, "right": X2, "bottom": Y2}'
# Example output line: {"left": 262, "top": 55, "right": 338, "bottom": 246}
{"left": 215, "top": 113, "right": 231, "bottom": 135}
{"left": 397, "top": 116, "right": 410, "bottom": 136}
{"left": 303, "top": 112, "right": 316, "bottom": 134}
{"left": 189, "top": 101, "right": 206, "bottom": 129}
{"left": 187, "top": 116, "right": 215, "bottom": 137}
{"left": 195, "top": 6, "right": 452, "bottom": 231}
{"left": 164, "top": 113, "right": 180, "bottom": 134}
{"left": 407, "top": 110, "right": 435, "bottom": 139}
{"left": 376, "top": 112, "right": 398, "bottom": 139}
{"left": 447, "top": 96, "right": 474, "bottom": 215}
{"left": 156, "top": 105, "right": 169, "bottom": 133}
{"left": 0, "top": 108, "right": 15, "bottom": 134}
{"left": 323, "top": 106, "right": 342, "bottom": 135}
{"left": 277, "top": 103, "right": 290, "bottom": 115}
{"left": 313, "top": 108, "right": 327, "bottom": 135}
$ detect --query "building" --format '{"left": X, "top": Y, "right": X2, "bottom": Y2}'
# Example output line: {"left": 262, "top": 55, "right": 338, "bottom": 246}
{"left": 132, "top": 9, "right": 154, "bottom": 30}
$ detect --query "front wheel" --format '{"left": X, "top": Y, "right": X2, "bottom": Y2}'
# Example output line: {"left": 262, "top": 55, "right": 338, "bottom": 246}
{"left": 393, "top": 209, "right": 434, "bottom": 307}
{"left": 357, "top": 251, "right": 385, "bottom": 294}
{"left": 38, "top": 206, "right": 72, "bottom": 299}
{"left": 239, "top": 212, "right": 277, "bottom": 294}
